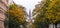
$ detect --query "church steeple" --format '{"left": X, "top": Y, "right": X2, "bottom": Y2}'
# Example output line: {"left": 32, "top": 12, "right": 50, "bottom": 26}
{"left": 28, "top": 9, "right": 32, "bottom": 23}
{"left": 29, "top": 10, "right": 31, "bottom": 19}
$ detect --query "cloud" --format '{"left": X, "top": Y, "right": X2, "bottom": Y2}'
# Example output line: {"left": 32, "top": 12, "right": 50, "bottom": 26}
{"left": 13, "top": 0, "right": 42, "bottom": 14}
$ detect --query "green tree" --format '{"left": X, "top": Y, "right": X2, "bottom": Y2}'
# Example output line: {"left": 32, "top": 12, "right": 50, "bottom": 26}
{"left": 32, "top": 0, "right": 50, "bottom": 28}
{"left": 32, "top": 0, "right": 60, "bottom": 28}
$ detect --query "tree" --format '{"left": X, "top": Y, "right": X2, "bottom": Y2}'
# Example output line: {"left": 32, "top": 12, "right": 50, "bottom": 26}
{"left": 6, "top": 3, "right": 27, "bottom": 28}
{"left": 32, "top": 0, "right": 50, "bottom": 28}
{"left": 32, "top": 0, "right": 60, "bottom": 28}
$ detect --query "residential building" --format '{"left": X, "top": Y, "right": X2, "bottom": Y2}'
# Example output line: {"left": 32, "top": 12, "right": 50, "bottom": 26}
{"left": 0, "top": 0, "right": 8, "bottom": 28}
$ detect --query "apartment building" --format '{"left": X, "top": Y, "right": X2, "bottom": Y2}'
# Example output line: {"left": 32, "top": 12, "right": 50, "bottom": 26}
{"left": 0, "top": 0, "right": 8, "bottom": 28}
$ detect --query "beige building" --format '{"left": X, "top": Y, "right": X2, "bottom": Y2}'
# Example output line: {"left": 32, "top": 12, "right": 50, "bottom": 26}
{"left": 0, "top": 0, "right": 8, "bottom": 28}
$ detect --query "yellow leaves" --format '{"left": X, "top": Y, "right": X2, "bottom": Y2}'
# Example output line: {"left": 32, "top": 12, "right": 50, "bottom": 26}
{"left": 55, "top": 12, "right": 60, "bottom": 19}
{"left": 7, "top": 4, "right": 26, "bottom": 23}
{"left": 46, "top": 9, "right": 53, "bottom": 13}
{"left": 48, "top": 0, "right": 57, "bottom": 9}
{"left": 33, "top": 0, "right": 60, "bottom": 24}
{"left": 48, "top": 14, "right": 53, "bottom": 18}
{"left": 18, "top": 16, "right": 25, "bottom": 22}
{"left": 57, "top": 12, "right": 60, "bottom": 15}
{"left": 32, "top": 24, "right": 37, "bottom": 28}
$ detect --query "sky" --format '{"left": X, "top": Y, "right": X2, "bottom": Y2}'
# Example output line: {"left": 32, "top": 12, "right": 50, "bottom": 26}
{"left": 13, "top": 0, "right": 42, "bottom": 14}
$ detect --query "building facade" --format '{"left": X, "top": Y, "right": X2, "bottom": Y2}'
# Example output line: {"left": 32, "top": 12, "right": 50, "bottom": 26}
{"left": 0, "top": 0, "right": 8, "bottom": 28}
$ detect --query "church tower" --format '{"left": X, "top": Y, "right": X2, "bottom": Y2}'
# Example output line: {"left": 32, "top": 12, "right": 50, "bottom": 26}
{"left": 27, "top": 10, "right": 32, "bottom": 28}
{"left": 29, "top": 10, "right": 32, "bottom": 22}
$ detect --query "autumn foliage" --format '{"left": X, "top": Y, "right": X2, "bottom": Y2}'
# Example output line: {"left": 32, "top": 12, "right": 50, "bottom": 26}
{"left": 6, "top": 3, "right": 27, "bottom": 28}
{"left": 32, "top": 0, "right": 60, "bottom": 28}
